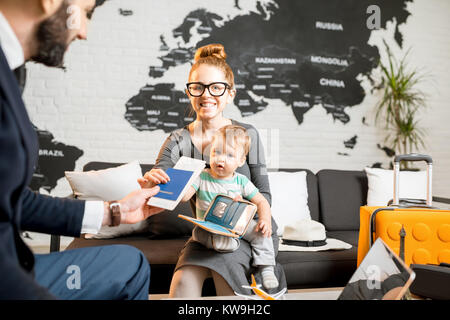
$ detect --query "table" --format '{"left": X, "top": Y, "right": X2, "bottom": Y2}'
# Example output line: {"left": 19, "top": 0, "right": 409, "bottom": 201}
{"left": 161, "top": 287, "right": 344, "bottom": 300}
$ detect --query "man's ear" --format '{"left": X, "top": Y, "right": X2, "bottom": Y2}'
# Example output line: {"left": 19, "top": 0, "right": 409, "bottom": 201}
{"left": 39, "top": 0, "right": 64, "bottom": 17}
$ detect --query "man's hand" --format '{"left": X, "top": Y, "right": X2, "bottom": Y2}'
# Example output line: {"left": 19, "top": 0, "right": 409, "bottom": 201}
{"left": 102, "top": 186, "right": 164, "bottom": 226}
{"left": 120, "top": 186, "right": 165, "bottom": 224}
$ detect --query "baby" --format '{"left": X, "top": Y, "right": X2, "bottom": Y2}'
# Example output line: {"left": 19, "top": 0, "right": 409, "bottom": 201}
{"left": 182, "top": 124, "right": 279, "bottom": 290}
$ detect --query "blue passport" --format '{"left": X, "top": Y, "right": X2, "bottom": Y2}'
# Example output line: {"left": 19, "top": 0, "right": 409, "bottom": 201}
{"left": 154, "top": 168, "right": 193, "bottom": 201}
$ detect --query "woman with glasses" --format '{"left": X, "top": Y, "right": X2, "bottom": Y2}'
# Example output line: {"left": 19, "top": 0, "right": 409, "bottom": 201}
{"left": 139, "top": 43, "right": 286, "bottom": 298}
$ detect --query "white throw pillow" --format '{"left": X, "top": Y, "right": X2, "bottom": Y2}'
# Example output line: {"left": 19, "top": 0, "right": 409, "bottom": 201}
{"left": 65, "top": 161, "right": 148, "bottom": 239}
{"left": 267, "top": 171, "right": 311, "bottom": 236}
{"left": 65, "top": 160, "right": 142, "bottom": 201}
{"left": 364, "top": 167, "right": 428, "bottom": 206}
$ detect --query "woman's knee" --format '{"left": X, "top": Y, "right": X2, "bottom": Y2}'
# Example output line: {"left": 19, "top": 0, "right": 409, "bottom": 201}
{"left": 211, "top": 270, "right": 234, "bottom": 296}
{"left": 174, "top": 266, "right": 210, "bottom": 284}
{"left": 170, "top": 266, "right": 211, "bottom": 297}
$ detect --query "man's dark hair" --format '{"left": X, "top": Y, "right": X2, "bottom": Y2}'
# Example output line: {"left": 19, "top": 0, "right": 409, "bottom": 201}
{"left": 30, "top": 1, "right": 69, "bottom": 67}
{"left": 96, "top": 0, "right": 107, "bottom": 7}
{"left": 30, "top": 0, "right": 108, "bottom": 68}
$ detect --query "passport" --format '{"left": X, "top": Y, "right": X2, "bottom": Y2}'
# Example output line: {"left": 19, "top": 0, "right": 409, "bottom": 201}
{"left": 147, "top": 156, "right": 206, "bottom": 210}
{"left": 154, "top": 168, "right": 193, "bottom": 201}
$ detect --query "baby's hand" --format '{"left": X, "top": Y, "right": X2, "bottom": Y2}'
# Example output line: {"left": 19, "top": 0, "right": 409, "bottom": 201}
{"left": 255, "top": 218, "right": 272, "bottom": 238}
{"left": 232, "top": 195, "right": 243, "bottom": 202}
{"left": 137, "top": 168, "right": 170, "bottom": 188}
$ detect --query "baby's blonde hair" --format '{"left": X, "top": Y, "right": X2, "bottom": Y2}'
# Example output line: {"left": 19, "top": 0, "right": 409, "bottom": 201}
{"left": 212, "top": 125, "right": 250, "bottom": 158}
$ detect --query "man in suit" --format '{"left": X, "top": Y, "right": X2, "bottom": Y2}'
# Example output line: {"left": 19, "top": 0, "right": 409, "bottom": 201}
{"left": 0, "top": 0, "right": 165, "bottom": 299}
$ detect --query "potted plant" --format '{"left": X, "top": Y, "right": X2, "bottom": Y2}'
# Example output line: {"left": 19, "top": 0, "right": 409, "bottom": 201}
{"left": 374, "top": 40, "right": 428, "bottom": 169}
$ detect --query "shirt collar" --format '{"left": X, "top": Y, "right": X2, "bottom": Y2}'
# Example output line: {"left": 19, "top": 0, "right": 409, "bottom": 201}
{"left": 0, "top": 11, "right": 25, "bottom": 70}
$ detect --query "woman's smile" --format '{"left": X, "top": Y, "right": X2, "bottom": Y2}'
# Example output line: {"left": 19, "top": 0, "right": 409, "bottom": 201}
{"left": 199, "top": 102, "right": 217, "bottom": 109}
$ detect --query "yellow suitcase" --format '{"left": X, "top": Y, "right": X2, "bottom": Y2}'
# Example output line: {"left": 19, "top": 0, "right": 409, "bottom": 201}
{"left": 358, "top": 206, "right": 450, "bottom": 266}
{"left": 358, "top": 154, "right": 450, "bottom": 267}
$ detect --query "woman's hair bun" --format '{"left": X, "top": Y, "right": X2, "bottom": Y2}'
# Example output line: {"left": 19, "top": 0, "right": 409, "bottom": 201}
{"left": 194, "top": 44, "right": 227, "bottom": 62}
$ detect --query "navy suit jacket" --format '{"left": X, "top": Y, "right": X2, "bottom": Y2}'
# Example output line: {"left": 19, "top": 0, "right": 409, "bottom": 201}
{"left": 0, "top": 46, "right": 86, "bottom": 299}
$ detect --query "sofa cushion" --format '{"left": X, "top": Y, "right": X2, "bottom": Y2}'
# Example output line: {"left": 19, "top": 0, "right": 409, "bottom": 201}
{"left": 269, "top": 169, "right": 319, "bottom": 221}
{"left": 326, "top": 230, "right": 359, "bottom": 247}
{"left": 268, "top": 171, "right": 311, "bottom": 236}
{"left": 317, "top": 170, "right": 367, "bottom": 231}
{"left": 278, "top": 247, "right": 357, "bottom": 288}
{"left": 146, "top": 200, "right": 195, "bottom": 238}
{"left": 66, "top": 236, "right": 190, "bottom": 265}
{"left": 66, "top": 160, "right": 142, "bottom": 201}
{"left": 66, "top": 161, "right": 149, "bottom": 239}
{"left": 67, "top": 232, "right": 358, "bottom": 290}
{"left": 364, "top": 167, "right": 427, "bottom": 206}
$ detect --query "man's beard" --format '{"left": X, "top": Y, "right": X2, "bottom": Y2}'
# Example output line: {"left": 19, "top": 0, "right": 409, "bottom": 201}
{"left": 30, "top": 1, "right": 70, "bottom": 68}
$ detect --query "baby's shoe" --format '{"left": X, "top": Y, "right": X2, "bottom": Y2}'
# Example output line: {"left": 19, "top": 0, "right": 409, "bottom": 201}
{"left": 212, "top": 234, "right": 240, "bottom": 252}
{"left": 192, "top": 226, "right": 214, "bottom": 249}
{"left": 260, "top": 266, "right": 279, "bottom": 290}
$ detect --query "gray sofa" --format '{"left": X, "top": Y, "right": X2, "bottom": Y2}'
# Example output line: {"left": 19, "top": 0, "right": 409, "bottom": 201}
{"left": 59, "top": 162, "right": 368, "bottom": 294}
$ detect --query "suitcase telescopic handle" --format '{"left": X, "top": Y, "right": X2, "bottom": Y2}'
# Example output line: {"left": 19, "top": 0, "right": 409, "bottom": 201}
{"left": 394, "top": 154, "right": 433, "bottom": 164}
{"left": 393, "top": 153, "right": 433, "bottom": 207}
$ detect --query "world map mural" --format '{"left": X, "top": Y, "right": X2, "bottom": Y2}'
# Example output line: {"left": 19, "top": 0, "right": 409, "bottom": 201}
{"left": 29, "top": 0, "right": 411, "bottom": 192}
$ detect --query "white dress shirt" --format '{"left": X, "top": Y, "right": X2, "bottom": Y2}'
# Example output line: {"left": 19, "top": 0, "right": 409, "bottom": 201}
{"left": 0, "top": 11, "right": 104, "bottom": 234}
{"left": 0, "top": 11, "right": 23, "bottom": 70}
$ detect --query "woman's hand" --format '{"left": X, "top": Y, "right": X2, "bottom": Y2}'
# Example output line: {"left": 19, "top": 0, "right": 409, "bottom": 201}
{"left": 137, "top": 168, "right": 170, "bottom": 188}
{"left": 255, "top": 217, "right": 272, "bottom": 238}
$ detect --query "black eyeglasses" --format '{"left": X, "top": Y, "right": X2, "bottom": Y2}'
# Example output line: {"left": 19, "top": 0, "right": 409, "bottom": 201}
{"left": 186, "top": 82, "right": 230, "bottom": 97}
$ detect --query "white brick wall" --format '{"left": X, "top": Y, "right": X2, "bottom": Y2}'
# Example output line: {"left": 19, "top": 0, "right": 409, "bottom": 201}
{"left": 23, "top": 0, "right": 450, "bottom": 202}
